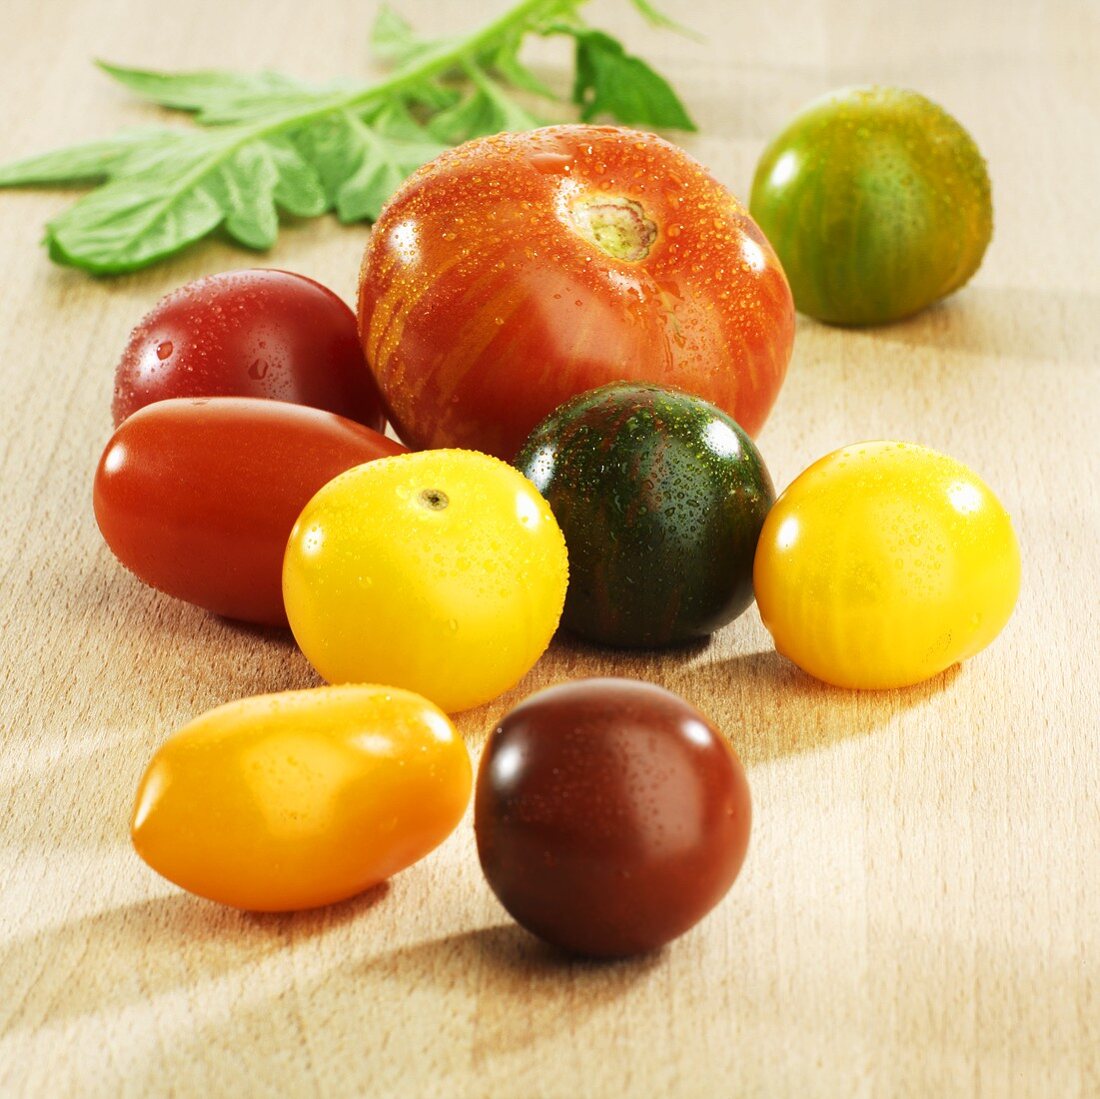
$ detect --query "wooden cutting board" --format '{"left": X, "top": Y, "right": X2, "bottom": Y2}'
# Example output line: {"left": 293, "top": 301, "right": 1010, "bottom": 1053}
{"left": 2, "top": 1, "right": 1097, "bottom": 1095}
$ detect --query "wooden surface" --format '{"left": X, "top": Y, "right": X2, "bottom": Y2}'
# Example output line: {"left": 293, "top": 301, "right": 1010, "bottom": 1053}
{"left": 1, "top": 1, "right": 1098, "bottom": 1096}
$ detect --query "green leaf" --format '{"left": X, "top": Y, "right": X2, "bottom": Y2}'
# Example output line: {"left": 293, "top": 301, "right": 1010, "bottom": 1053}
{"left": 207, "top": 144, "right": 279, "bottom": 249}
{"left": 426, "top": 87, "right": 540, "bottom": 144}
{"left": 627, "top": 0, "right": 703, "bottom": 40}
{"left": 489, "top": 31, "right": 559, "bottom": 99}
{"left": 350, "top": 104, "right": 447, "bottom": 219}
{"left": 265, "top": 135, "right": 328, "bottom": 217}
{"left": 369, "top": 5, "right": 443, "bottom": 66}
{"left": 568, "top": 28, "right": 696, "bottom": 131}
{"left": 97, "top": 62, "right": 312, "bottom": 112}
{"left": 0, "top": 129, "right": 177, "bottom": 186}
{"left": 401, "top": 81, "right": 460, "bottom": 111}
{"left": 336, "top": 127, "right": 419, "bottom": 222}
{"left": 493, "top": 50, "right": 557, "bottom": 98}
{"left": 97, "top": 61, "right": 348, "bottom": 126}
{"left": 291, "top": 103, "right": 445, "bottom": 222}
{"left": 44, "top": 137, "right": 229, "bottom": 274}
{"left": 429, "top": 65, "right": 545, "bottom": 144}
{"left": 41, "top": 129, "right": 328, "bottom": 273}
{"left": 0, "top": 0, "right": 701, "bottom": 274}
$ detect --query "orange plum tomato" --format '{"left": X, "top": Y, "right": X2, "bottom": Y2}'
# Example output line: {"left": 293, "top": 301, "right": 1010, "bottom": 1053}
{"left": 753, "top": 442, "right": 1021, "bottom": 689}
{"left": 283, "top": 450, "right": 569, "bottom": 713}
{"left": 93, "top": 398, "right": 405, "bottom": 626}
{"left": 113, "top": 268, "right": 385, "bottom": 429}
{"left": 131, "top": 685, "right": 472, "bottom": 911}
{"left": 358, "top": 124, "right": 795, "bottom": 459}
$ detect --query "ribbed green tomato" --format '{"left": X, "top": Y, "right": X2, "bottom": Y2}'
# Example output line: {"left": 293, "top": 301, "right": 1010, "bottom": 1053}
{"left": 516, "top": 383, "right": 774, "bottom": 648}
{"left": 753, "top": 442, "right": 1020, "bottom": 689}
{"left": 750, "top": 86, "right": 992, "bottom": 325}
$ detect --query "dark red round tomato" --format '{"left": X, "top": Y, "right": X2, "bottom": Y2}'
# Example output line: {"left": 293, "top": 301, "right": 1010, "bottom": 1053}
{"left": 113, "top": 269, "right": 386, "bottom": 430}
{"left": 358, "top": 125, "right": 795, "bottom": 460}
{"left": 93, "top": 397, "right": 406, "bottom": 625}
{"left": 475, "top": 678, "right": 752, "bottom": 957}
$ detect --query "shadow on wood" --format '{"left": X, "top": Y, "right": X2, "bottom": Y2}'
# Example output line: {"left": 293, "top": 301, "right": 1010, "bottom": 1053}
{"left": 0, "top": 884, "right": 391, "bottom": 1033}
{"left": 816, "top": 284, "right": 1100, "bottom": 363}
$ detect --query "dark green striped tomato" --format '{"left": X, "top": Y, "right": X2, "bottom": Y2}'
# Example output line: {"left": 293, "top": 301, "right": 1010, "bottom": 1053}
{"left": 515, "top": 383, "right": 774, "bottom": 648}
{"left": 750, "top": 86, "right": 992, "bottom": 326}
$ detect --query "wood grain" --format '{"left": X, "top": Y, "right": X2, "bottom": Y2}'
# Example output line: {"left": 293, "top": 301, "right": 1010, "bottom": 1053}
{"left": 1, "top": 1, "right": 1097, "bottom": 1096}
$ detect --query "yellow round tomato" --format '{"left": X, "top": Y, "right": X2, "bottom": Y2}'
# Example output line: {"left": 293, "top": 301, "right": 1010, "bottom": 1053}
{"left": 131, "top": 685, "right": 471, "bottom": 911}
{"left": 753, "top": 442, "right": 1020, "bottom": 689}
{"left": 283, "top": 449, "right": 569, "bottom": 713}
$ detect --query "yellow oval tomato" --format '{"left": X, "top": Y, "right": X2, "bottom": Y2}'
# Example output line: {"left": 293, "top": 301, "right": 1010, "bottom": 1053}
{"left": 753, "top": 442, "right": 1020, "bottom": 689}
{"left": 131, "top": 685, "right": 471, "bottom": 911}
{"left": 283, "top": 450, "right": 569, "bottom": 713}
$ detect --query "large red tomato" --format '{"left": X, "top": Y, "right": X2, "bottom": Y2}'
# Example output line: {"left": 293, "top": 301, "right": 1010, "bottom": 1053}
{"left": 357, "top": 125, "right": 795, "bottom": 459}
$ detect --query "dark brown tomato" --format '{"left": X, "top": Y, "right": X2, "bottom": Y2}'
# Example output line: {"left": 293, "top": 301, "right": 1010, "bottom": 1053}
{"left": 93, "top": 397, "right": 406, "bottom": 625}
{"left": 113, "top": 269, "right": 385, "bottom": 430}
{"left": 475, "top": 678, "right": 752, "bottom": 957}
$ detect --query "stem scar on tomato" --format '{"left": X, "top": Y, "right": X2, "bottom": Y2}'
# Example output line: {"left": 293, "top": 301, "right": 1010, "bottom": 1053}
{"left": 418, "top": 488, "right": 450, "bottom": 510}
{"left": 569, "top": 195, "right": 657, "bottom": 262}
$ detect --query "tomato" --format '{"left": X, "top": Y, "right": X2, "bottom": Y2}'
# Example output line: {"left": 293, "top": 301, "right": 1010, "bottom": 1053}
{"left": 475, "top": 678, "right": 751, "bottom": 957}
{"left": 750, "top": 87, "right": 992, "bottom": 326}
{"left": 515, "top": 383, "right": 774, "bottom": 647}
{"left": 131, "top": 685, "right": 471, "bottom": 911}
{"left": 113, "top": 268, "right": 385, "bottom": 429}
{"left": 94, "top": 397, "right": 405, "bottom": 625}
{"left": 358, "top": 124, "right": 795, "bottom": 460}
{"left": 283, "top": 450, "right": 569, "bottom": 713}
{"left": 753, "top": 442, "right": 1020, "bottom": 689}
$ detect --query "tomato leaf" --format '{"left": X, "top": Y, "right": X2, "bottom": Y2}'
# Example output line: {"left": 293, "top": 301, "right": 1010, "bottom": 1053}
{"left": 206, "top": 144, "right": 281, "bottom": 249}
{"left": 44, "top": 138, "right": 228, "bottom": 274}
{"left": 96, "top": 62, "right": 317, "bottom": 114}
{"left": 0, "top": 129, "right": 177, "bottom": 186}
{"left": 568, "top": 28, "right": 696, "bottom": 131}
{"left": 429, "top": 66, "right": 546, "bottom": 144}
{"left": 626, "top": 0, "right": 703, "bottom": 40}
{"left": 261, "top": 135, "right": 329, "bottom": 217}
{"left": 489, "top": 32, "right": 560, "bottom": 100}
{"left": 0, "top": 0, "right": 698, "bottom": 274}
{"left": 369, "top": 5, "right": 448, "bottom": 66}
{"left": 294, "top": 104, "right": 446, "bottom": 222}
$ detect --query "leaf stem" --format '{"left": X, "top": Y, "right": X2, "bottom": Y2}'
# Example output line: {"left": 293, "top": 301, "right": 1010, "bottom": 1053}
{"left": 50, "top": 0, "right": 588, "bottom": 267}
{"left": 239, "top": 0, "right": 584, "bottom": 146}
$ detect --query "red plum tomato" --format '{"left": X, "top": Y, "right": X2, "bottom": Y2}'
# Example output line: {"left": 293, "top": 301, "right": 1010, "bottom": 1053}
{"left": 113, "top": 268, "right": 385, "bottom": 429}
{"left": 358, "top": 125, "right": 795, "bottom": 459}
{"left": 93, "top": 397, "right": 405, "bottom": 625}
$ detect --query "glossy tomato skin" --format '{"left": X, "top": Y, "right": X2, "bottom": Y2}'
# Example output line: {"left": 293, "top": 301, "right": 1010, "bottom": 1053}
{"left": 750, "top": 87, "right": 992, "bottom": 325}
{"left": 753, "top": 442, "right": 1020, "bottom": 689}
{"left": 475, "top": 678, "right": 752, "bottom": 957}
{"left": 283, "top": 449, "right": 569, "bottom": 713}
{"left": 358, "top": 125, "right": 795, "bottom": 459}
{"left": 113, "top": 268, "right": 385, "bottom": 429}
{"left": 131, "top": 685, "right": 472, "bottom": 911}
{"left": 94, "top": 397, "right": 405, "bottom": 625}
{"left": 516, "top": 383, "right": 774, "bottom": 647}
